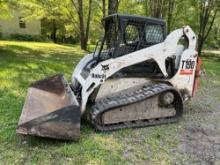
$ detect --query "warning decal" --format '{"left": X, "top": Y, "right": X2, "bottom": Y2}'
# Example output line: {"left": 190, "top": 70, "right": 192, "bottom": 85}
{"left": 180, "top": 69, "right": 193, "bottom": 75}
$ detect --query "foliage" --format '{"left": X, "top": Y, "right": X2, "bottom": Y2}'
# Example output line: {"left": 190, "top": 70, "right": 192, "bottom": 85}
{"left": 119, "top": 0, "right": 145, "bottom": 15}
{"left": 197, "top": 0, "right": 219, "bottom": 55}
{"left": 0, "top": 0, "right": 220, "bottom": 50}
{"left": 0, "top": 1, "right": 10, "bottom": 19}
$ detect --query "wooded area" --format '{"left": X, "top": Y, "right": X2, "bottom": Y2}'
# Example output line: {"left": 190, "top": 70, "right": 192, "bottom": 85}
{"left": 0, "top": 0, "right": 220, "bottom": 54}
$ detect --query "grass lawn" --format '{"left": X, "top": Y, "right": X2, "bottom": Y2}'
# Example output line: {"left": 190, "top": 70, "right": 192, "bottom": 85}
{"left": 0, "top": 40, "right": 220, "bottom": 165}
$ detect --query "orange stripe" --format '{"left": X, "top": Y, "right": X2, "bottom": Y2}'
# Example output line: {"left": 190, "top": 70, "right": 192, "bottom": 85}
{"left": 192, "top": 57, "right": 202, "bottom": 96}
{"left": 180, "top": 69, "right": 193, "bottom": 75}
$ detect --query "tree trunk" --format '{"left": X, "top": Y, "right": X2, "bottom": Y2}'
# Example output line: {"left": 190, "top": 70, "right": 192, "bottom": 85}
{"left": 51, "top": 19, "right": 57, "bottom": 43}
{"left": 148, "top": 0, "right": 167, "bottom": 18}
{"left": 144, "top": 0, "right": 149, "bottom": 16}
{"left": 167, "top": 0, "right": 174, "bottom": 33}
{"left": 197, "top": 0, "right": 217, "bottom": 56}
{"left": 72, "top": 0, "right": 92, "bottom": 50}
{"left": 108, "top": 0, "right": 119, "bottom": 15}
{"left": 198, "top": 35, "right": 204, "bottom": 56}
{"left": 78, "top": 0, "right": 86, "bottom": 50}
{"left": 102, "top": 0, "right": 106, "bottom": 18}
{"left": 85, "top": 0, "right": 92, "bottom": 49}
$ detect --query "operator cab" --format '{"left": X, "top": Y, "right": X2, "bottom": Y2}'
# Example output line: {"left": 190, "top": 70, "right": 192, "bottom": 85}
{"left": 95, "top": 14, "right": 171, "bottom": 78}
{"left": 97, "top": 14, "right": 166, "bottom": 60}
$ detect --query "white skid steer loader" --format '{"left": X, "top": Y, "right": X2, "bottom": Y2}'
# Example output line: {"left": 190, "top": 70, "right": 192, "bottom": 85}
{"left": 16, "top": 14, "right": 202, "bottom": 140}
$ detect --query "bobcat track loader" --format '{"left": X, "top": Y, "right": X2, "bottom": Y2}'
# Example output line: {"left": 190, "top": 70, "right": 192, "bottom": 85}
{"left": 16, "top": 14, "right": 202, "bottom": 140}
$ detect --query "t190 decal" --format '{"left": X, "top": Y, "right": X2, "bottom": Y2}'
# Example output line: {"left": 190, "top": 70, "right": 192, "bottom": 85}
{"left": 180, "top": 59, "right": 195, "bottom": 75}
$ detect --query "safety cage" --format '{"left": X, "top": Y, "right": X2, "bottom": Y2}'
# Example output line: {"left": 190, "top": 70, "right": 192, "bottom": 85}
{"left": 95, "top": 14, "right": 167, "bottom": 62}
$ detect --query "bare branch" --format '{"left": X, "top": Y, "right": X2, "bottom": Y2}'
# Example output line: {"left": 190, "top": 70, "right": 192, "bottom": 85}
{"left": 204, "top": 9, "right": 217, "bottom": 40}
{"left": 71, "top": 0, "right": 79, "bottom": 14}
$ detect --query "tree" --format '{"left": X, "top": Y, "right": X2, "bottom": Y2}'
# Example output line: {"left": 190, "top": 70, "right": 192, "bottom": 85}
{"left": 17, "top": 0, "right": 67, "bottom": 43}
{"left": 13, "top": 0, "right": 94, "bottom": 47}
{"left": 146, "top": 0, "right": 168, "bottom": 18}
{"left": 102, "top": 0, "right": 106, "bottom": 18}
{"left": 144, "top": 0, "right": 175, "bottom": 32}
{"left": 167, "top": 0, "right": 175, "bottom": 33}
{"left": 2, "top": 0, "right": 220, "bottom": 51}
{"left": 0, "top": 2, "right": 8, "bottom": 19}
{"left": 72, "top": 0, "right": 93, "bottom": 50}
{"left": 108, "top": 0, "right": 120, "bottom": 15}
{"left": 119, "top": 0, "right": 145, "bottom": 16}
{"left": 0, "top": 1, "right": 13, "bottom": 19}
{"left": 197, "top": 0, "right": 219, "bottom": 55}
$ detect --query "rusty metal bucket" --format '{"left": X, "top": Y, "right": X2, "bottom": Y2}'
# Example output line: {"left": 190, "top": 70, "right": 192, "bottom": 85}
{"left": 16, "top": 75, "right": 81, "bottom": 140}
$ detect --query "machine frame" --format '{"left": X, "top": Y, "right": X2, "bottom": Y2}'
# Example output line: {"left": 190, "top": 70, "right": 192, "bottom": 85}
{"left": 72, "top": 26, "right": 198, "bottom": 114}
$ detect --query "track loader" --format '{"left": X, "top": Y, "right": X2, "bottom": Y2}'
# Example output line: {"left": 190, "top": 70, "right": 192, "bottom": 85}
{"left": 16, "top": 14, "right": 202, "bottom": 140}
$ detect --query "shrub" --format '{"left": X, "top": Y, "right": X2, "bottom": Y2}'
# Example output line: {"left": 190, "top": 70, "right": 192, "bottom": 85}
{"left": 9, "top": 33, "right": 47, "bottom": 42}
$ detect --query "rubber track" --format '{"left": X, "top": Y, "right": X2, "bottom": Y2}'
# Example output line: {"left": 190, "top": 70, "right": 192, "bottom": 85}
{"left": 89, "top": 83, "right": 183, "bottom": 131}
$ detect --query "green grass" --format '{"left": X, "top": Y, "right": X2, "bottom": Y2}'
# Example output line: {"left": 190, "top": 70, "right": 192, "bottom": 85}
{"left": 201, "top": 59, "right": 220, "bottom": 76}
{"left": 0, "top": 40, "right": 219, "bottom": 165}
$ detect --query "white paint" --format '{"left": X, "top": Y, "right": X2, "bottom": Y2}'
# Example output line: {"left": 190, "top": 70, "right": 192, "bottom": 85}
{"left": 72, "top": 26, "right": 198, "bottom": 114}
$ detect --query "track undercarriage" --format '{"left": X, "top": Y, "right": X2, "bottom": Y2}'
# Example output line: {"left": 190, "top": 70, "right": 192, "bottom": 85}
{"left": 88, "top": 83, "right": 183, "bottom": 131}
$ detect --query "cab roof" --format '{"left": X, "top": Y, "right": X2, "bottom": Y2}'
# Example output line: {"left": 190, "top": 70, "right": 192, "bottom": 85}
{"left": 103, "top": 13, "right": 166, "bottom": 26}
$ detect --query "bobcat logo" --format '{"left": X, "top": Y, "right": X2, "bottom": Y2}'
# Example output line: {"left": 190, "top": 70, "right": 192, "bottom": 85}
{"left": 101, "top": 64, "right": 109, "bottom": 71}
{"left": 91, "top": 73, "right": 106, "bottom": 79}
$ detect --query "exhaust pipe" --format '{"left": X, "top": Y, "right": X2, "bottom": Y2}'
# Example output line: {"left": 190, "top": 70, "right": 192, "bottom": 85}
{"left": 16, "top": 75, "right": 81, "bottom": 140}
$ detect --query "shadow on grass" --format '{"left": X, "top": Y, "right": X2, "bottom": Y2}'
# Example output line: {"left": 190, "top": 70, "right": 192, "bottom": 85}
{"left": 0, "top": 44, "right": 83, "bottom": 89}
{"left": 0, "top": 44, "right": 83, "bottom": 63}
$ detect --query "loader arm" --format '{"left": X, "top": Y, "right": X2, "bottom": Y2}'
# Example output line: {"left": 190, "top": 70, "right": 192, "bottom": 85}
{"left": 74, "top": 26, "right": 197, "bottom": 114}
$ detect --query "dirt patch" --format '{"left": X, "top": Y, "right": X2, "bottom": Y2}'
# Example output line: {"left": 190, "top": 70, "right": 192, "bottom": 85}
{"left": 176, "top": 77, "right": 220, "bottom": 164}
{"left": 179, "top": 124, "right": 220, "bottom": 164}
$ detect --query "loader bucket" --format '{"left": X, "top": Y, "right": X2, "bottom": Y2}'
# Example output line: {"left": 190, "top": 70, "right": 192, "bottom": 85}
{"left": 16, "top": 74, "right": 81, "bottom": 140}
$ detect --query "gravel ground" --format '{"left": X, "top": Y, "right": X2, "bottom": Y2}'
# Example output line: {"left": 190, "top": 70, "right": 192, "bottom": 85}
{"left": 175, "top": 75, "right": 220, "bottom": 165}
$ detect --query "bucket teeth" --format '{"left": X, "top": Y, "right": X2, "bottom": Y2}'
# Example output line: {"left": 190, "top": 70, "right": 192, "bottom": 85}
{"left": 16, "top": 74, "right": 81, "bottom": 140}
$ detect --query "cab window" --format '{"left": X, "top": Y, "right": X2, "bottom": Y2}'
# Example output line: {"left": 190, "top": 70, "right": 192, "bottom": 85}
{"left": 125, "top": 24, "right": 139, "bottom": 44}
{"left": 145, "top": 25, "right": 163, "bottom": 44}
